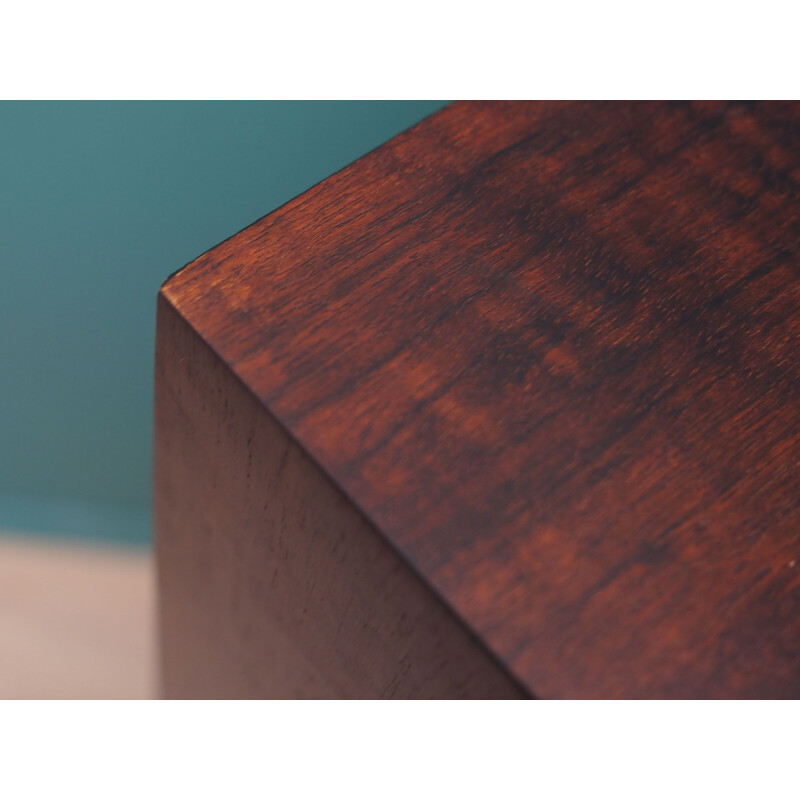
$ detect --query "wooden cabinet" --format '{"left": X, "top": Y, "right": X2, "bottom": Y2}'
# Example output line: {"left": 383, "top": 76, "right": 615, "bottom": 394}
{"left": 155, "top": 101, "right": 800, "bottom": 698}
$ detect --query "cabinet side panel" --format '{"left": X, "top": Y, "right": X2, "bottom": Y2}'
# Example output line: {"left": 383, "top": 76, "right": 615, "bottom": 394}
{"left": 154, "top": 296, "right": 525, "bottom": 699}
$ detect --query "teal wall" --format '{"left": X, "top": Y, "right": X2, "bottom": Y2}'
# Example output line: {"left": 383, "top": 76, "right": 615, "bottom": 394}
{"left": 0, "top": 101, "right": 446, "bottom": 545}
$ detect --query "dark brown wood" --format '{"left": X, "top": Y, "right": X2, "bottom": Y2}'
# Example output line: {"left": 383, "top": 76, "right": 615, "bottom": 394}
{"left": 155, "top": 295, "right": 525, "bottom": 698}
{"left": 156, "top": 101, "right": 800, "bottom": 699}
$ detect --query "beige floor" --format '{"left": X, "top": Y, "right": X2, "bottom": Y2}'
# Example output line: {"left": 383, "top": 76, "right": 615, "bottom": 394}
{"left": 0, "top": 534, "right": 155, "bottom": 699}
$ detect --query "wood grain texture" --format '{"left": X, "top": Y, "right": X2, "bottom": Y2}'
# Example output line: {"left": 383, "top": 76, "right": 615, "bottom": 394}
{"left": 155, "top": 297, "right": 525, "bottom": 698}
{"left": 158, "top": 101, "right": 800, "bottom": 699}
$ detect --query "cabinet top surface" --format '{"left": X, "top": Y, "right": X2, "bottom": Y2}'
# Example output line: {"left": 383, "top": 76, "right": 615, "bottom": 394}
{"left": 162, "top": 101, "right": 800, "bottom": 698}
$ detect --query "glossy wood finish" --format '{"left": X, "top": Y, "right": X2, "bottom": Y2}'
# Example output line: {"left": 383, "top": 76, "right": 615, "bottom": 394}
{"left": 155, "top": 297, "right": 525, "bottom": 698}
{"left": 157, "top": 101, "right": 800, "bottom": 698}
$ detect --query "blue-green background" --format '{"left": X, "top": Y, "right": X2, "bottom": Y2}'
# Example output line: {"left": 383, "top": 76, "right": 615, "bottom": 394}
{"left": 0, "top": 101, "right": 445, "bottom": 546}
